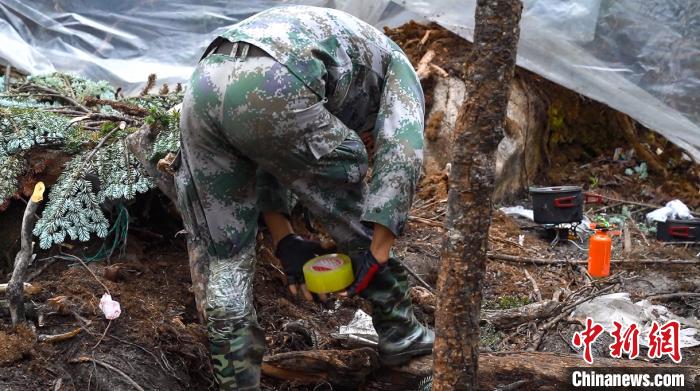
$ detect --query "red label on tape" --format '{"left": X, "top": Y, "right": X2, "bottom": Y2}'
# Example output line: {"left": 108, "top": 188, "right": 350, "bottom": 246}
{"left": 311, "top": 257, "right": 344, "bottom": 272}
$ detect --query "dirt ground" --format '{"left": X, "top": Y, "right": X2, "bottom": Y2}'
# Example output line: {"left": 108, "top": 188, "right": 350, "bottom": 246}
{"left": 1, "top": 188, "right": 698, "bottom": 390}
{"left": 2, "top": 21, "right": 700, "bottom": 391}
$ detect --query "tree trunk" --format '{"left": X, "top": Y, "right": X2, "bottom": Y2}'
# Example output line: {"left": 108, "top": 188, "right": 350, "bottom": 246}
{"left": 261, "top": 348, "right": 378, "bottom": 389}
{"left": 432, "top": 1, "right": 523, "bottom": 390}
{"left": 366, "top": 352, "right": 700, "bottom": 390}
{"left": 125, "top": 124, "right": 208, "bottom": 323}
{"left": 7, "top": 182, "right": 44, "bottom": 325}
{"left": 258, "top": 349, "right": 700, "bottom": 390}
{"left": 125, "top": 124, "right": 177, "bottom": 202}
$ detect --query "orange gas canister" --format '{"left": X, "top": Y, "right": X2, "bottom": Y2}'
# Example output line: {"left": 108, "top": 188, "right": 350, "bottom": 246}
{"left": 588, "top": 229, "right": 611, "bottom": 278}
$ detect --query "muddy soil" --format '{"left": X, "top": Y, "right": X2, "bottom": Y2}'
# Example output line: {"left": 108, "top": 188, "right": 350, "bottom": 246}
{"left": 1, "top": 191, "right": 699, "bottom": 390}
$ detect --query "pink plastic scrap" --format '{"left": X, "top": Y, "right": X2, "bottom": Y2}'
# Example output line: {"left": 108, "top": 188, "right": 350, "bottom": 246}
{"left": 99, "top": 293, "right": 121, "bottom": 320}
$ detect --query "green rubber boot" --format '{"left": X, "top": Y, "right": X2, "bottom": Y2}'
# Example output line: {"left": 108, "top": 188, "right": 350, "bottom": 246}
{"left": 359, "top": 257, "right": 435, "bottom": 366}
{"left": 379, "top": 326, "right": 435, "bottom": 366}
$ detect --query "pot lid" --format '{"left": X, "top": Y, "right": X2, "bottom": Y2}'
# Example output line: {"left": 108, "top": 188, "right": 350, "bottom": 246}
{"left": 529, "top": 185, "right": 582, "bottom": 194}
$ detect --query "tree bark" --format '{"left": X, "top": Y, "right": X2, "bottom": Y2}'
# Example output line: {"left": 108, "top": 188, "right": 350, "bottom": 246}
{"left": 125, "top": 123, "right": 208, "bottom": 323}
{"left": 7, "top": 182, "right": 44, "bottom": 325}
{"left": 261, "top": 348, "right": 378, "bottom": 389}
{"left": 432, "top": 1, "right": 523, "bottom": 390}
{"left": 259, "top": 349, "right": 700, "bottom": 390}
{"left": 482, "top": 300, "right": 560, "bottom": 329}
{"left": 366, "top": 352, "right": 700, "bottom": 390}
{"left": 125, "top": 124, "right": 177, "bottom": 202}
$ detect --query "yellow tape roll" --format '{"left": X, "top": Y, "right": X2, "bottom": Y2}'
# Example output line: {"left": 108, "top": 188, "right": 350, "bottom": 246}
{"left": 303, "top": 253, "right": 354, "bottom": 293}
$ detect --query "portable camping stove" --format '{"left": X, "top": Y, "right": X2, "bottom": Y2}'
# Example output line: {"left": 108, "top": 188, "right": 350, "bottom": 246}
{"left": 541, "top": 222, "right": 582, "bottom": 248}
{"left": 529, "top": 186, "right": 602, "bottom": 248}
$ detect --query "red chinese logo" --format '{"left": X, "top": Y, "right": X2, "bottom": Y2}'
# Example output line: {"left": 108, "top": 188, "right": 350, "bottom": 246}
{"left": 609, "top": 321, "right": 640, "bottom": 359}
{"left": 648, "top": 320, "right": 682, "bottom": 363}
{"left": 573, "top": 319, "right": 682, "bottom": 364}
{"left": 572, "top": 317, "right": 604, "bottom": 364}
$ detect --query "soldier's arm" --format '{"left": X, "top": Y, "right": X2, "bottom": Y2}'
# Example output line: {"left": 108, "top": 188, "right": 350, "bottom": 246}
{"left": 361, "top": 51, "right": 425, "bottom": 254}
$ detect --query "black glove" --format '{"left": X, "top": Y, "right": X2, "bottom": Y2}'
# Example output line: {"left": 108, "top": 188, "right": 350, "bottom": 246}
{"left": 274, "top": 234, "right": 329, "bottom": 285}
{"left": 346, "top": 249, "right": 386, "bottom": 296}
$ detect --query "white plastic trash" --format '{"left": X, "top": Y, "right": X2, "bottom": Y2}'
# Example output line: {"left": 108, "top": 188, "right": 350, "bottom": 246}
{"left": 99, "top": 293, "right": 121, "bottom": 320}
{"left": 569, "top": 292, "right": 700, "bottom": 348}
{"left": 499, "top": 206, "right": 534, "bottom": 221}
{"left": 646, "top": 199, "right": 693, "bottom": 224}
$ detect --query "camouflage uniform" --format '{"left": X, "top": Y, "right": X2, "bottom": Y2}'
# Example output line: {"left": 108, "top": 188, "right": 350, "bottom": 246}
{"left": 175, "top": 5, "right": 428, "bottom": 390}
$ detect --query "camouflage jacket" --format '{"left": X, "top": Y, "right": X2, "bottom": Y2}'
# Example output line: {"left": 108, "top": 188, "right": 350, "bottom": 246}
{"left": 219, "top": 5, "right": 424, "bottom": 236}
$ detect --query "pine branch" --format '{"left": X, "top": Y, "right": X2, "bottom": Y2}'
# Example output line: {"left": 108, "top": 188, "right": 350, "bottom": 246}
{"left": 2, "top": 71, "right": 181, "bottom": 249}
{"left": 16, "top": 84, "right": 90, "bottom": 112}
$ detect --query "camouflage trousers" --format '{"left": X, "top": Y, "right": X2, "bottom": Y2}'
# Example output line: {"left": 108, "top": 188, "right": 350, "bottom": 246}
{"left": 175, "top": 43, "right": 424, "bottom": 390}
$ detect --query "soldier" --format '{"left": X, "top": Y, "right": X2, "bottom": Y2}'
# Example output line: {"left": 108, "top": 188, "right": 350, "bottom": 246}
{"left": 175, "top": 5, "right": 433, "bottom": 389}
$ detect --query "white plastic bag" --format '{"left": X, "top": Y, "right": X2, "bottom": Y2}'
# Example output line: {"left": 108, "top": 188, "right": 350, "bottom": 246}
{"left": 99, "top": 293, "right": 121, "bottom": 320}
{"left": 646, "top": 199, "right": 692, "bottom": 223}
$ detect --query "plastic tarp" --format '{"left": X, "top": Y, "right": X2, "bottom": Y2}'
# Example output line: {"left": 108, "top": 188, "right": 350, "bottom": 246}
{"left": 0, "top": 0, "right": 698, "bottom": 159}
{"left": 396, "top": 0, "right": 700, "bottom": 160}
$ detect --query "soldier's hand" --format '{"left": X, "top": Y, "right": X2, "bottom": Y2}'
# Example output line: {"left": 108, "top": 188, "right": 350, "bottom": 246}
{"left": 274, "top": 234, "right": 331, "bottom": 301}
{"left": 360, "top": 131, "right": 375, "bottom": 156}
{"left": 345, "top": 249, "right": 386, "bottom": 297}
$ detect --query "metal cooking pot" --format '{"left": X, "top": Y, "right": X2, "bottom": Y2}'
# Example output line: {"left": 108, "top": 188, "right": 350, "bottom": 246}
{"left": 656, "top": 218, "right": 700, "bottom": 242}
{"left": 529, "top": 186, "right": 583, "bottom": 224}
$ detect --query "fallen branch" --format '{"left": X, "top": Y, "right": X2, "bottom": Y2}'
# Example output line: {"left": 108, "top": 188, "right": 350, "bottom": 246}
{"left": 363, "top": 352, "right": 700, "bottom": 390}
{"left": 125, "top": 123, "right": 177, "bottom": 202}
{"left": 430, "top": 64, "right": 449, "bottom": 78}
{"left": 411, "top": 197, "right": 447, "bottom": 214}
{"left": 488, "top": 253, "right": 581, "bottom": 265}
{"left": 26, "top": 257, "right": 59, "bottom": 282}
{"left": 524, "top": 269, "right": 542, "bottom": 302}
{"left": 409, "top": 286, "right": 559, "bottom": 329}
{"left": 483, "top": 300, "right": 560, "bottom": 329}
{"left": 408, "top": 215, "right": 443, "bottom": 228}
{"left": 623, "top": 222, "right": 632, "bottom": 255}
{"left": 527, "top": 284, "right": 618, "bottom": 351}
{"left": 416, "top": 50, "right": 436, "bottom": 80}
{"left": 400, "top": 261, "right": 435, "bottom": 293}
{"left": 38, "top": 327, "right": 82, "bottom": 343}
{"left": 84, "top": 97, "right": 149, "bottom": 117}
{"left": 0, "top": 282, "right": 41, "bottom": 295}
{"left": 644, "top": 292, "right": 700, "bottom": 301}
{"left": 492, "top": 236, "right": 525, "bottom": 249}
{"left": 419, "top": 30, "right": 433, "bottom": 45}
{"left": 108, "top": 335, "right": 171, "bottom": 373}
{"left": 78, "top": 126, "right": 122, "bottom": 174}
{"left": 87, "top": 112, "right": 138, "bottom": 124}
{"left": 261, "top": 348, "right": 378, "bottom": 389}
{"left": 615, "top": 112, "right": 667, "bottom": 176}
{"left": 7, "top": 182, "right": 44, "bottom": 325}
{"left": 593, "top": 193, "right": 699, "bottom": 217}
{"left": 70, "top": 356, "right": 145, "bottom": 391}
{"left": 17, "top": 84, "right": 90, "bottom": 112}
{"left": 59, "top": 253, "right": 111, "bottom": 295}
{"left": 92, "top": 320, "right": 112, "bottom": 350}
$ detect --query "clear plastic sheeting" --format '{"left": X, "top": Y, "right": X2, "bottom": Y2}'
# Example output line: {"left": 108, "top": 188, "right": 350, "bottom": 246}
{"left": 0, "top": 0, "right": 326, "bottom": 92}
{"left": 397, "top": 0, "right": 700, "bottom": 160}
{"left": 0, "top": 0, "right": 698, "bottom": 158}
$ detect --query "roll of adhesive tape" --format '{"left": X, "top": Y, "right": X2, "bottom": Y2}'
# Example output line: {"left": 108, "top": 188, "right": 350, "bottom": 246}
{"left": 303, "top": 253, "right": 354, "bottom": 294}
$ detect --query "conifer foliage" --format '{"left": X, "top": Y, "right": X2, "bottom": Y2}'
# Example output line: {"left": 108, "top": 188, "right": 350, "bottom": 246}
{"left": 0, "top": 72, "right": 182, "bottom": 249}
